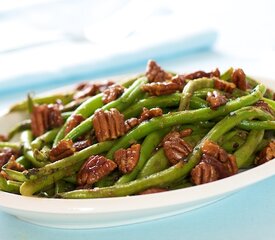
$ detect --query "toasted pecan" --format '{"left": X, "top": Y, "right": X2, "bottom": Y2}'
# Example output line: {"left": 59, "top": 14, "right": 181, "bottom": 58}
{"left": 102, "top": 84, "right": 125, "bottom": 104}
{"left": 206, "top": 91, "right": 228, "bottom": 109}
{"left": 146, "top": 60, "right": 173, "bottom": 83}
{"left": 214, "top": 78, "right": 236, "bottom": 93}
{"left": 65, "top": 114, "right": 85, "bottom": 135}
{"left": 232, "top": 68, "right": 247, "bottom": 91}
{"left": 77, "top": 155, "right": 117, "bottom": 186}
{"left": 255, "top": 140, "right": 275, "bottom": 165}
{"left": 114, "top": 144, "right": 141, "bottom": 174}
{"left": 49, "top": 139, "right": 75, "bottom": 162}
{"left": 163, "top": 131, "right": 193, "bottom": 165}
{"left": 93, "top": 108, "right": 126, "bottom": 142}
{"left": 184, "top": 68, "right": 220, "bottom": 80}
{"left": 31, "top": 104, "right": 63, "bottom": 137}
{"left": 142, "top": 81, "right": 181, "bottom": 96}
{"left": 191, "top": 140, "right": 238, "bottom": 185}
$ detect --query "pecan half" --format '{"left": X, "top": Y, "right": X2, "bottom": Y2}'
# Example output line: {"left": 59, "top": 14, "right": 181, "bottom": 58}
{"left": 93, "top": 108, "right": 125, "bottom": 142}
{"left": 163, "top": 132, "right": 193, "bottom": 165}
{"left": 102, "top": 84, "right": 125, "bottom": 104}
{"left": 206, "top": 91, "right": 228, "bottom": 109}
{"left": 232, "top": 68, "right": 246, "bottom": 91}
{"left": 255, "top": 140, "right": 275, "bottom": 165}
{"left": 214, "top": 78, "right": 236, "bottom": 93}
{"left": 31, "top": 104, "right": 63, "bottom": 137}
{"left": 77, "top": 155, "right": 117, "bottom": 186}
{"left": 114, "top": 144, "right": 141, "bottom": 174}
{"left": 191, "top": 140, "right": 238, "bottom": 185}
{"left": 184, "top": 68, "right": 220, "bottom": 80}
{"left": 146, "top": 60, "right": 173, "bottom": 82}
{"left": 49, "top": 139, "right": 75, "bottom": 162}
{"left": 139, "top": 187, "right": 168, "bottom": 195}
{"left": 139, "top": 107, "right": 163, "bottom": 122}
{"left": 65, "top": 114, "right": 85, "bottom": 135}
{"left": 73, "top": 139, "right": 92, "bottom": 151}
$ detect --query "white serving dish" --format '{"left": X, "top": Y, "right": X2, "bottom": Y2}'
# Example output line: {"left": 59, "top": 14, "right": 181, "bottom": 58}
{"left": 0, "top": 76, "right": 274, "bottom": 229}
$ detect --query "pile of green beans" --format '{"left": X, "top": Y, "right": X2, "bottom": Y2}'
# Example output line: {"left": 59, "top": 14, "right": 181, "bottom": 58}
{"left": 0, "top": 69, "right": 274, "bottom": 199}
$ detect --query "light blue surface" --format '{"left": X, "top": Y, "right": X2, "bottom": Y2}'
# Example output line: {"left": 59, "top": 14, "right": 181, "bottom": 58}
{"left": 0, "top": 176, "right": 274, "bottom": 240}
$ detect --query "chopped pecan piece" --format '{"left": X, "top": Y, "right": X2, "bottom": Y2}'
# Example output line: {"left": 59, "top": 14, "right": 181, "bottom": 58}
{"left": 184, "top": 68, "right": 220, "bottom": 80}
{"left": 73, "top": 139, "right": 92, "bottom": 151}
{"left": 5, "top": 156, "right": 25, "bottom": 172}
{"left": 124, "top": 108, "right": 163, "bottom": 132}
{"left": 191, "top": 140, "right": 238, "bottom": 185}
{"left": 49, "top": 139, "right": 75, "bottom": 162}
{"left": 255, "top": 140, "right": 275, "bottom": 165}
{"left": 254, "top": 100, "right": 274, "bottom": 115}
{"left": 232, "top": 68, "right": 246, "bottom": 91}
{"left": 31, "top": 104, "right": 63, "bottom": 137}
{"left": 93, "top": 108, "right": 126, "bottom": 142}
{"left": 163, "top": 132, "right": 193, "bottom": 165}
{"left": 179, "top": 128, "right": 193, "bottom": 138}
{"left": 0, "top": 148, "right": 14, "bottom": 168}
{"left": 77, "top": 155, "right": 117, "bottom": 186}
{"left": 214, "top": 78, "right": 236, "bottom": 93}
{"left": 74, "top": 83, "right": 98, "bottom": 100}
{"left": 139, "top": 187, "right": 168, "bottom": 195}
{"left": 139, "top": 107, "right": 163, "bottom": 122}
{"left": 102, "top": 84, "right": 125, "bottom": 104}
{"left": 74, "top": 81, "right": 114, "bottom": 100}
{"left": 146, "top": 60, "right": 173, "bottom": 82}
{"left": 65, "top": 114, "right": 85, "bottom": 135}
{"left": 0, "top": 134, "right": 7, "bottom": 142}
{"left": 114, "top": 144, "right": 141, "bottom": 174}
{"left": 124, "top": 117, "right": 139, "bottom": 132}
{"left": 142, "top": 81, "right": 181, "bottom": 96}
{"left": 206, "top": 91, "right": 228, "bottom": 109}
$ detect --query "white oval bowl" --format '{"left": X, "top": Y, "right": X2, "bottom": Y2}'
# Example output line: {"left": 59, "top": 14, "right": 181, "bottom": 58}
{"left": 0, "top": 76, "right": 274, "bottom": 229}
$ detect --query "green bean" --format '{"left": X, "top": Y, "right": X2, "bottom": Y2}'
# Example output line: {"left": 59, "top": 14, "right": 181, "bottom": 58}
{"left": 21, "top": 130, "right": 49, "bottom": 168}
{"left": 9, "top": 93, "right": 74, "bottom": 112}
{"left": 20, "top": 162, "right": 82, "bottom": 196}
{"left": 94, "top": 171, "right": 121, "bottom": 188}
{"left": 234, "top": 130, "right": 265, "bottom": 168}
{"left": 263, "top": 98, "right": 275, "bottom": 111}
{"left": 1, "top": 156, "right": 30, "bottom": 182}
{"left": 24, "top": 140, "right": 116, "bottom": 181}
{"left": 138, "top": 133, "right": 204, "bottom": 179}
{"left": 0, "top": 176, "right": 21, "bottom": 193}
{"left": 64, "top": 77, "right": 147, "bottom": 141}
{"left": 238, "top": 120, "right": 275, "bottom": 130}
{"left": 53, "top": 94, "right": 104, "bottom": 146}
{"left": 54, "top": 180, "right": 75, "bottom": 194}
{"left": 33, "top": 146, "right": 50, "bottom": 162}
{"left": 220, "top": 67, "right": 234, "bottom": 81}
{"left": 60, "top": 107, "right": 272, "bottom": 198}
{"left": 137, "top": 148, "right": 169, "bottom": 179}
{"left": 0, "top": 142, "right": 21, "bottom": 150}
{"left": 116, "top": 129, "right": 170, "bottom": 185}
{"left": 179, "top": 78, "right": 214, "bottom": 110}
{"left": 106, "top": 84, "right": 266, "bottom": 159}
{"left": 31, "top": 128, "right": 60, "bottom": 150}
{"left": 123, "top": 94, "right": 208, "bottom": 119}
